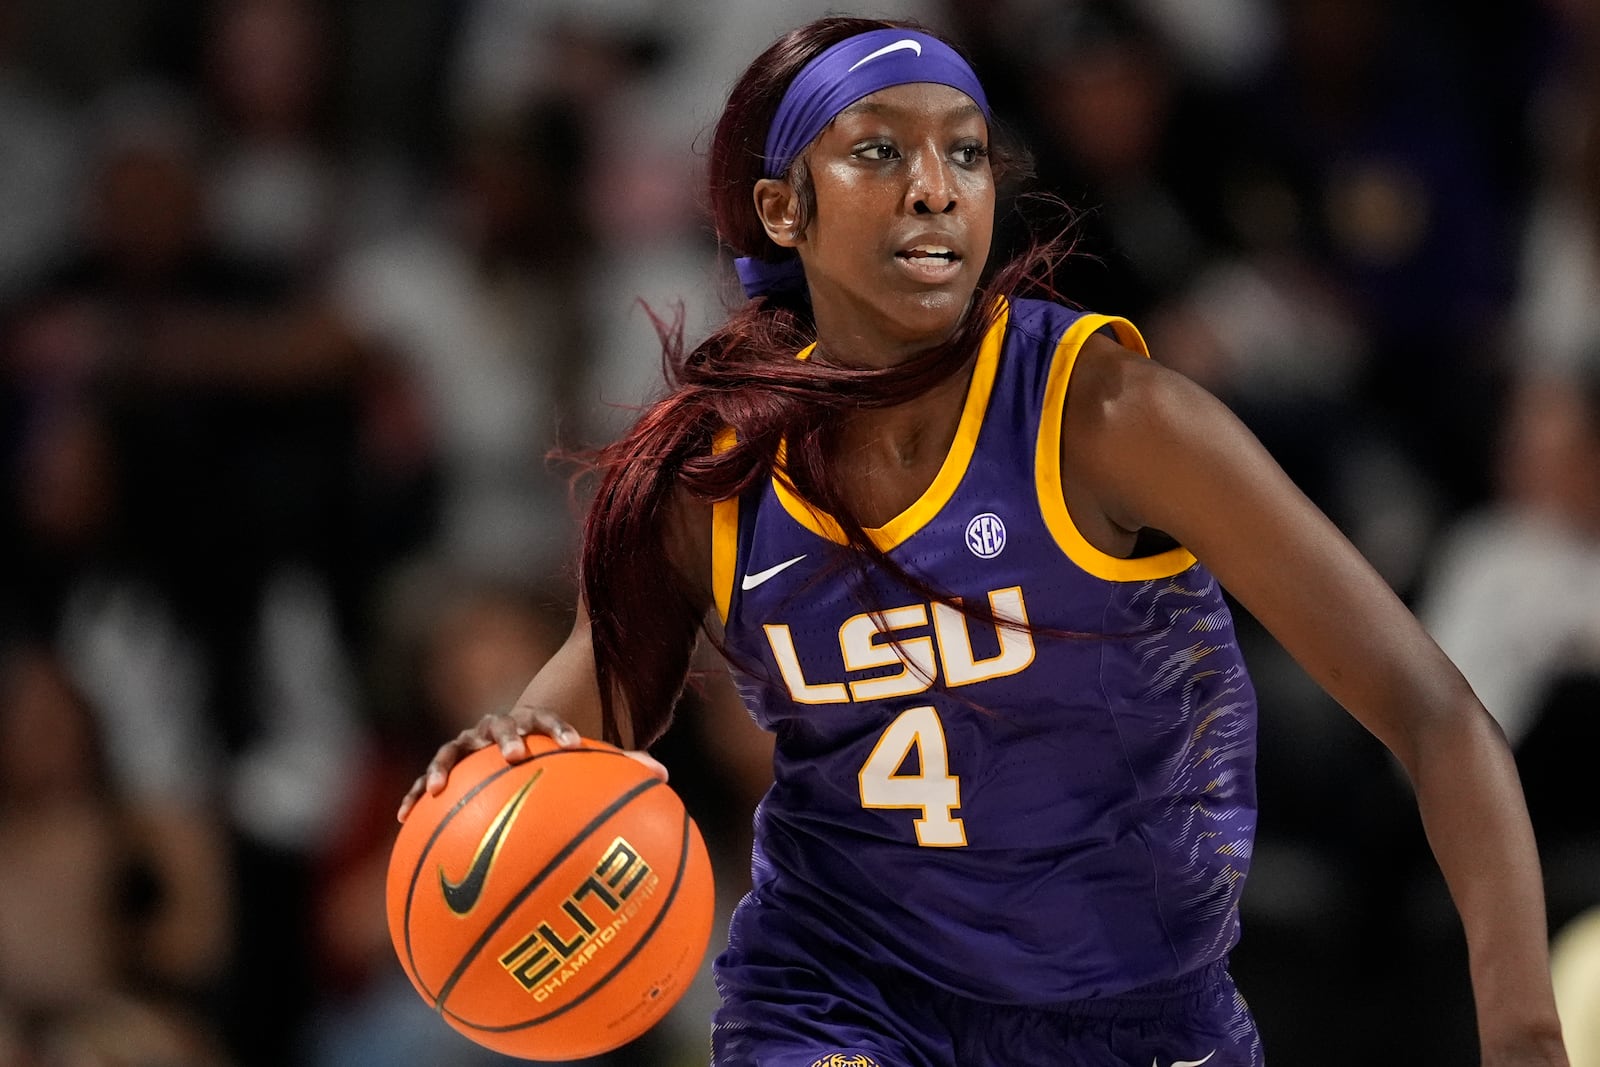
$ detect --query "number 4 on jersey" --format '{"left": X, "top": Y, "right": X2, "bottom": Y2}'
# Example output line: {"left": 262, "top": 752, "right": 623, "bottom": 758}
{"left": 858, "top": 705, "right": 967, "bottom": 846}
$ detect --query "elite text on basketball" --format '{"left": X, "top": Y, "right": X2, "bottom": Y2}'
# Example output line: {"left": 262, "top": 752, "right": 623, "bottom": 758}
{"left": 497, "top": 837, "right": 661, "bottom": 1000}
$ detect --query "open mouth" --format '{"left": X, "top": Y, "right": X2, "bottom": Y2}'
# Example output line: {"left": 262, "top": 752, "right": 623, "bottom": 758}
{"left": 896, "top": 245, "right": 960, "bottom": 264}
{"left": 894, "top": 244, "right": 963, "bottom": 282}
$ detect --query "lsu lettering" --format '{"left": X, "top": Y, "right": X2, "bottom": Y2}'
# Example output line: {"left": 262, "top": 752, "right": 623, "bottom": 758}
{"left": 498, "top": 837, "right": 660, "bottom": 1000}
{"left": 763, "top": 586, "right": 1034, "bottom": 704}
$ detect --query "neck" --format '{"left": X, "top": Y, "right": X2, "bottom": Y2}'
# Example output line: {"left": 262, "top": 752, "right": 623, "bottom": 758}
{"left": 843, "top": 364, "right": 972, "bottom": 454}
{"left": 807, "top": 289, "right": 978, "bottom": 370}
{"left": 810, "top": 321, "right": 948, "bottom": 370}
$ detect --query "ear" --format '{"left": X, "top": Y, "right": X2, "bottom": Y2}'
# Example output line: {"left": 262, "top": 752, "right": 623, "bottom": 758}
{"left": 753, "top": 178, "right": 802, "bottom": 249}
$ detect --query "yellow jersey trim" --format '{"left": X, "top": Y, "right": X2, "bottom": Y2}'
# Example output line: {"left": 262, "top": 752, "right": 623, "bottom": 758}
{"left": 1035, "top": 314, "right": 1197, "bottom": 582}
{"left": 711, "top": 427, "right": 738, "bottom": 623}
{"left": 772, "top": 300, "right": 1011, "bottom": 550}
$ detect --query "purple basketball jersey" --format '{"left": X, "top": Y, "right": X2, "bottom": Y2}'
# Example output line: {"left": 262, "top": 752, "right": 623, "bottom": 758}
{"left": 711, "top": 298, "right": 1259, "bottom": 1004}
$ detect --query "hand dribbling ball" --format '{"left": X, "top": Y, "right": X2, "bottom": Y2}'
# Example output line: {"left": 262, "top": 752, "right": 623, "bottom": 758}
{"left": 387, "top": 736, "right": 714, "bottom": 1061}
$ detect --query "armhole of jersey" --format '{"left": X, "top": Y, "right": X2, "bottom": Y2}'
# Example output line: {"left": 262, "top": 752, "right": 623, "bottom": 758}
{"left": 711, "top": 428, "right": 739, "bottom": 624}
{"left": 1035, "top": 314, "right": 1198, "bottom": 582}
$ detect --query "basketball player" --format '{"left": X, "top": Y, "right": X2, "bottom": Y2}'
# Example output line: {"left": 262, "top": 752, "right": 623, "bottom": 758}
{"left": 400, "top": 17, "right": 1569, "bottom": 1067}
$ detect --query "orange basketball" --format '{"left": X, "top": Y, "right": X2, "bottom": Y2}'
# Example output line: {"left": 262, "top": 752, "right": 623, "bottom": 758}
{"left": 386, "top": 736, "right": 714, "bottom": 1061}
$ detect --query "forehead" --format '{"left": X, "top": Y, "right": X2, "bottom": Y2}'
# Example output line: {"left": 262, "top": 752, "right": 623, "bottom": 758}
{"left": 835, "top": 82, "right": 987, "bottom": 125}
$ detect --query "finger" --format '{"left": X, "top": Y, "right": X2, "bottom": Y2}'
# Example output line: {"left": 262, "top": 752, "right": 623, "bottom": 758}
{"left": 485, "top": 715, "right": 529, "bottom": 760}
{"left": 529, "top": 707, "right": 581, "bottom": 747}
{"left": 425, "top": 734, "right": 478, "bottom": 795}
{"left": 627, "top": 751, "right": 670, "bottom": 782}
{"left": 397, "top": 778, "right": 426, "bottom": 822}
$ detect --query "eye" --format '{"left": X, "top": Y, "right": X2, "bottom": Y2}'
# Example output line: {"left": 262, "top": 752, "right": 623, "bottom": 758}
{"left": 953, "top": 142, "right": 989, "bottom": 167}
{"left": 853, "top": 142, "right": 900, "bottom": 162}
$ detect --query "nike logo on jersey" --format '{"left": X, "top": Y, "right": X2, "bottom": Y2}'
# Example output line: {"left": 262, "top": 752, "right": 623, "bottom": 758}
{"left": 439, "top": 770, "right": 541, "bottom": 915}
{"left": 742, "top": 554, "right": 807, "bottom": 591}
{"left": 1155, "top": 1052, "right": 1216, "bottom": 1067}
{"left": 848, "top": 39, "right": 922, "bottom": 71}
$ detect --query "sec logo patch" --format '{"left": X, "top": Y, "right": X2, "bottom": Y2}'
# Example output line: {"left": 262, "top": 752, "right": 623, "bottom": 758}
{"left": 965, "top": 511, "right": 1006, "bottom": 558}
{"left": 808, "top": 1055, "right": 882, "bottom": 1067}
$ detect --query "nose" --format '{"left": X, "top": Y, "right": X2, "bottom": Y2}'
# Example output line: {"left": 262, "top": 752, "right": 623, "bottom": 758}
{"left": 907, "top": 144, "right": 956, "bottom": 215}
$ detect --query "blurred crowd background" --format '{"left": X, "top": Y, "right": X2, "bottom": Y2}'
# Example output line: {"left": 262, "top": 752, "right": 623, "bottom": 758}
{"left": 1, "top": 0, "right": 1598, "bottom": 1064}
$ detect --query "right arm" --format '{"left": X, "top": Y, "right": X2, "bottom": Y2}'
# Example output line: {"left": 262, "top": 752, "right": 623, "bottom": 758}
{"left": 397, "top": 487, "right": 714, "bottom": 821}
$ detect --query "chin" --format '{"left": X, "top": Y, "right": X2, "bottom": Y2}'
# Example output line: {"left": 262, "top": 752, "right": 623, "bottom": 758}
{"left": 889, "top": 287, "right": 979, "bottom": 343}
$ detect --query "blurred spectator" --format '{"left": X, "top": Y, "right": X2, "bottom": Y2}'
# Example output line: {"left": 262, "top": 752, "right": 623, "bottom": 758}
{"left": 0, "top": 0, "right": 80, "bottom": 305}
{"left": 1133, "top": 0, "right": 1276, "bottom": 88}
{"left": 1007, "top": 1, "right": 1234, "bottom": 322}
{"left": 3, "top": 79, "right": 375, "bottom": 829}
{"left": 1419, "top": 368, "right": 1600, "bottom": 746}
{"left": 445, "top": 5, "right": 715, "bottom": 444}
{"left": 0, "top": 0, "right": 153, "bottom": 104}
{"left": 1224, "top": 0, "right": 1516, "bottom": 514}
{"left": 34, "top": 993, "right": 235, "bottom": 1067}
{"left": 0, "top": 641, "right": 233, "bottom": 1060}
{"left": 449, "top": 0, "right": 667, "bottom": 133}
{"left": 0, "top": 78, "right": 397, "bottom": 1067}
{"left": 1512, "top": 0, "right": 1600, "bottom": 376}
{"left": 334, "top": 101, "right": 595, "bottom": 587}
{"left": 197, "top": 0, "right": 419, "bottom": 282}
{"left": 200, "top": 0, "right": 349, "bottom": 274}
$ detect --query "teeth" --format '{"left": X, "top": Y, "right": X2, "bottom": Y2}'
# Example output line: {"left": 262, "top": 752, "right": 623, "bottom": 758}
{"left": 905, "top": 246, "right": 952, "bottom": 257}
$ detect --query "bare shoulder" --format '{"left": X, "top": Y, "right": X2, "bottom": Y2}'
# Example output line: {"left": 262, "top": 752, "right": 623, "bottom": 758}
{"left": 1064, "top": 329, "right": 1209, "bottom": 441}
{"left": 1061, "top": 329, "right": 1231, "bottom": 532}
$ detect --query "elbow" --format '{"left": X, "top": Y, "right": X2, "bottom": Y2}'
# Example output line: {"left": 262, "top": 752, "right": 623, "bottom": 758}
{"left": 1387, "top": 678, "right": 1511, "bottom": 778}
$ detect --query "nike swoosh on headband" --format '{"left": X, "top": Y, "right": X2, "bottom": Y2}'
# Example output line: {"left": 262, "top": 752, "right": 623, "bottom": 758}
{"left": 439, "top": 769, "right": 542, "bottom": 915}
{"left": 848, "top": 38, "right": 922, "bottom": 71}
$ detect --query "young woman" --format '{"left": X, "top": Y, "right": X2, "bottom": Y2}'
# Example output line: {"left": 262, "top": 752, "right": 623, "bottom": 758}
{"left": 399, "top": 17, "right": 1569, "bottom": 1067}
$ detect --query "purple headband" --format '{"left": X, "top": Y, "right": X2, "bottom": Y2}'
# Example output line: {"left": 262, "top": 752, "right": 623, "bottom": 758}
{"left": 735, "top": 28, "right": 992, "bottom": 300}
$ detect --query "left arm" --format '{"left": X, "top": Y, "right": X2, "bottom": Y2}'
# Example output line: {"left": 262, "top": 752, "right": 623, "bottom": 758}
{"left": 1064, "top": 336, "right": 1567, "bottom": 1065}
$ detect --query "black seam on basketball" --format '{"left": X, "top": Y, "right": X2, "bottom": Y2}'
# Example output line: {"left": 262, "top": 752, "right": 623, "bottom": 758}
{"left": 433, "top": 776, "right": 665, "bottom": 1013}
{"left": 455, "top": 805, "right": 695, "bottom": 1033}
{"left": 400, "top": 747, "right": 636, "bottom": 1003}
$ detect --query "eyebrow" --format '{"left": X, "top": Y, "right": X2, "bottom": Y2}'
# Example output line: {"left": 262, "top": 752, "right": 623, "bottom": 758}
{"left": 838, "top": 98, "right": 985, "bottom": 123}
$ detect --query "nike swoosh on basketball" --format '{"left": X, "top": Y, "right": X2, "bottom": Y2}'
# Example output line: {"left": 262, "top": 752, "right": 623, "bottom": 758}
{"left": 742, "top": 554, "right": 807, "bottom": 591}
{"left": 848, "top": 38, "right": 922, "bottom": 71}
{"left": 1155, "top": 1052, "right": 1216, "bottom": 1067}
{"left": 439, "top": 769, "right": 542, "bottom": 915}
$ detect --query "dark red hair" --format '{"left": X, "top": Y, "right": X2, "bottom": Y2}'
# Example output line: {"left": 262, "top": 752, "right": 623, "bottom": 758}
{"left": 580, "top": 16, "right": 1074, "bottom": 747}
